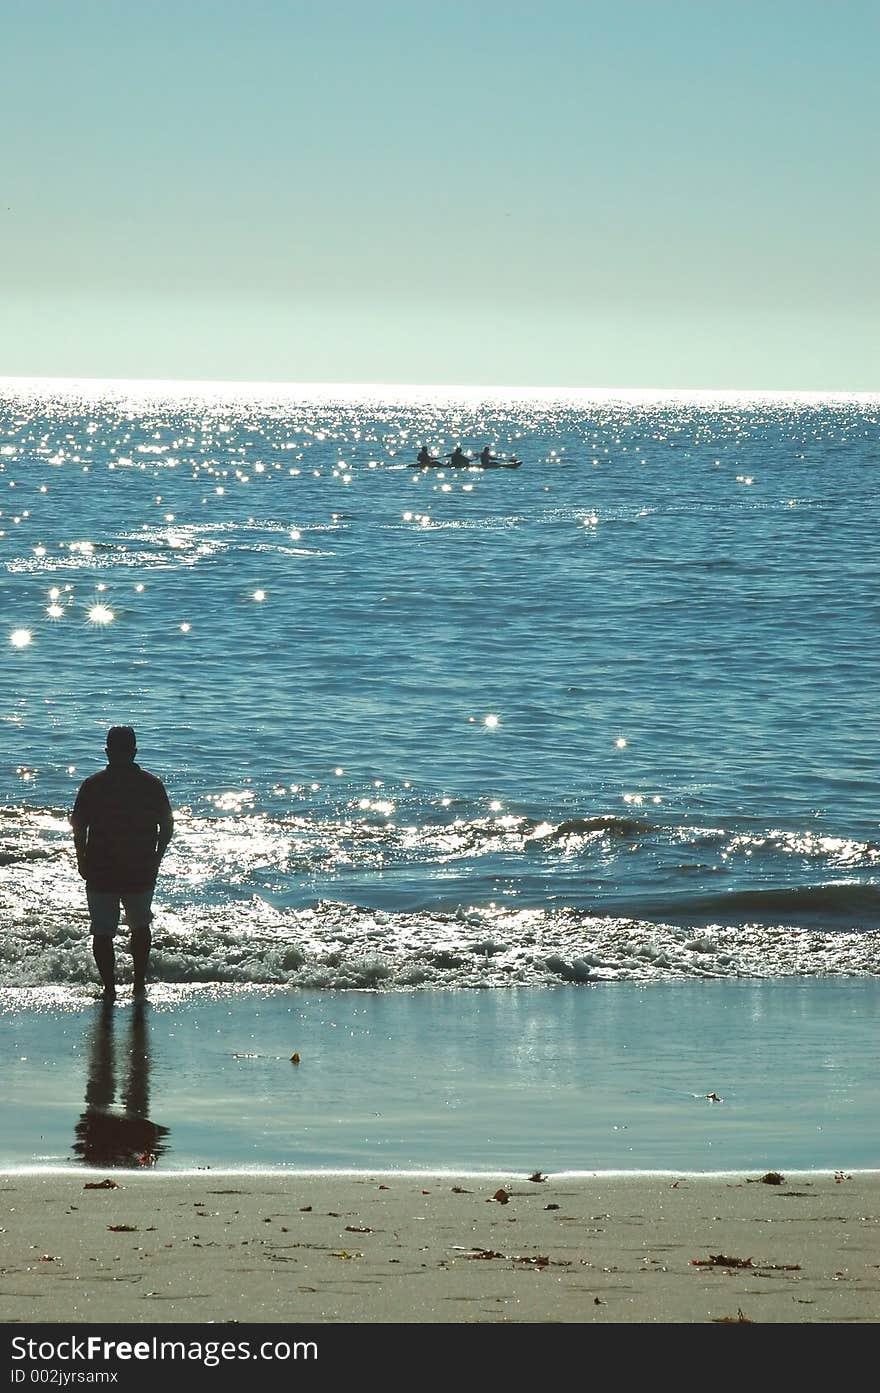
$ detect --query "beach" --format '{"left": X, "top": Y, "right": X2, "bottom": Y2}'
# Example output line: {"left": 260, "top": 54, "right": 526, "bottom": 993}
{"left": 2, "top": 985, "right": 879, "bottom": 1327}
{"left": 2, "top": 0, "right": 878, "bottom": 1349}
{"left": 2, "top": 384, "right": 879, "bottom": 1332}
{"left": 2, "top": 1169, "right": 878, "bottom": 1324}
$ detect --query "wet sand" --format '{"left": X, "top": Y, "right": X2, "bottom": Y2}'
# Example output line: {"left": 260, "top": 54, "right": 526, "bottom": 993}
{"left": 1, "top": 1170, "right": 878, "bottom": 1323}
{"left": 4, "top": 982, "right": 880, "bottom": 1173}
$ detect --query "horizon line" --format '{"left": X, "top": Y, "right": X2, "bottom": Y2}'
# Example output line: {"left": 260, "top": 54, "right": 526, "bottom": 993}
{"left": 1, "top": 372, "right": 878, "bottom": 403}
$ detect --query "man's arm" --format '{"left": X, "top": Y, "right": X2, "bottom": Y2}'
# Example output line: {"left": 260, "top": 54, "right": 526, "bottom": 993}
{"left": 155, "top": 807, "right": 174, "bottom": 876}
{"left": 70, "top": 782, "right": 91, "bottom": 880}
{"left": 70, "top": 810, "right": 89, "bottom": 879}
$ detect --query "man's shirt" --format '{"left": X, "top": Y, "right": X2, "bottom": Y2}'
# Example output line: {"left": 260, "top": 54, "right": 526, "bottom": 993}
{"left": 71, "top": 763, "right": 172, "bottom": 892}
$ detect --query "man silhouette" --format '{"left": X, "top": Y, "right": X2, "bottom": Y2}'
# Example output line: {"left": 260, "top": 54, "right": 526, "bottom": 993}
{"left": 71, "top": 727, "right": 173, "bottom": 999}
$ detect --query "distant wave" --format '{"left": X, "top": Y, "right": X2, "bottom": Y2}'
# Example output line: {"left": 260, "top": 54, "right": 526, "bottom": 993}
{"left": 546, "top": 815, "right": 650, "bottom": 840}
{"left": 608, "top": 882, "right": 880, "bottom": 928}
{"left": 0, "top": 848, "right": 59, "bottom": 866}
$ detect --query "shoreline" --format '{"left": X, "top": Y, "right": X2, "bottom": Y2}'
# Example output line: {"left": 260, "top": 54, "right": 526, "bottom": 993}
{"left": 2, "top": 1165, "right": 879, "bottom": 1179}
{"left": 3, "top": 982, "right": 879, "bottom": 1173}
{"left": 2, "top": 1170, "right": 878, "bottom": 1324}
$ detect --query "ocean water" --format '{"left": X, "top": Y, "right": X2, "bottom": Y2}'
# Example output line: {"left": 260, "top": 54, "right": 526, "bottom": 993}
{"left": 1, "top": 378, "right": 878, "bottom": 994}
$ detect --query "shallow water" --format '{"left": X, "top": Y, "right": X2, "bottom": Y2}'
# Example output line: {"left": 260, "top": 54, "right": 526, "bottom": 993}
{"left": 1, "top": 980, "right": 878, "bottom": 1171}
{"left": 1, "top": 380, "right": 878, "bottom": 992}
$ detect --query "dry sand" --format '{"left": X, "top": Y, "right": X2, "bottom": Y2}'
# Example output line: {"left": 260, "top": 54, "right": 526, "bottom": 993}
{"left": 1, "top": 1170, "right": 879, "bottom": 1324}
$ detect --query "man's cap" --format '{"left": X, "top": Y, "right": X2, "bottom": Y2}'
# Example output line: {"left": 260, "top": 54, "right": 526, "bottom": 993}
{"left": 106, "top": 725, "right": 137, "bottom": 754}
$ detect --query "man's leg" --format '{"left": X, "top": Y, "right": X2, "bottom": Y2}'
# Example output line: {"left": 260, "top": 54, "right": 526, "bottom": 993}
{"left": 86, "top": 888, "right": 119, "bottom": 1000}
{"left": 124, "top": 891, "right": 155, "bottom": 994}
{"left": 131, "top": 924, "right": 151, "bottom": 993}
{"left": 92, "top": 937, "right": 116, "bottom": 997}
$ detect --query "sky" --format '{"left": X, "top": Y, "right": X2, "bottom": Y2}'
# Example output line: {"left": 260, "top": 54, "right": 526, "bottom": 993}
{"left": 1, "top": 0, "right": 877, "bottom": 390}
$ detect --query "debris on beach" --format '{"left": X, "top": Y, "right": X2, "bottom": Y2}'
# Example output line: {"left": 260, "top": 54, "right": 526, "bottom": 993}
{"left": 753, "top": 1171, "right": 785, "bottom": 1185}
{"left": 460, "top": 1248, "right": 568, "bottom": 1268}
{"left": 692, "top": 1253, "right": 801, "bottom": 1272}
{"left": 834, "top": 1170, "right": 852, "bottom": 1183}
{"left": 692, "top": 1254, "right": 753, "bottom": 1268}
{"left": 713, "top": 1309, "right": 753, "bottom": 1323}
{"left": 345, "top": 1225, "right": 372, "bottom": 1234}
{"left": 107, "top": 1224, "right": 138, "bottom": 1233}
{"left": 705, "top": 1092, "right": 723, "bottom": 1102}
{"left": 83, "top": 1179, "right": 119, "bottom": 1190}
{"left": 490, "top": 1188, "right": 510, "bottom": 1204}
{"left": 544, "top": 1203, "right": 560, "bottom": 1211}
{"left": 527, "top": 1170, "right": 547, "bottom": 1183}
{"left": 451, "top": 1185, "right": 471, "bottom": 1194}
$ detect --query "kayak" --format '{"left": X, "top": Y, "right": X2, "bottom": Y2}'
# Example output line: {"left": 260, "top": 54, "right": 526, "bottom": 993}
{"left": 409, "top": 458, "right": 522, "bottom": 470}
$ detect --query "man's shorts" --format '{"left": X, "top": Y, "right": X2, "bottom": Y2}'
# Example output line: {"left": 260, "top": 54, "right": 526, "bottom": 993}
{"left": 86, "top": 887, "right": 154, "bottom": 938}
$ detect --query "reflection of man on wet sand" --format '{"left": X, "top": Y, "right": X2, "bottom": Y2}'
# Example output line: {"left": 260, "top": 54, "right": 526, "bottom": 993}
{"left": 71, "top": 726, "right": 173, "bottom": 1000}
{"left": 72, "top": 999, "right": 169, "bottom": 1168}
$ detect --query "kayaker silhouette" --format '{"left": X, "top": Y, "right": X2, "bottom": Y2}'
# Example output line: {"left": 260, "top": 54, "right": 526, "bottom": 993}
{"left": 445, "top": 446, "right": 472, "bottom": 467}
